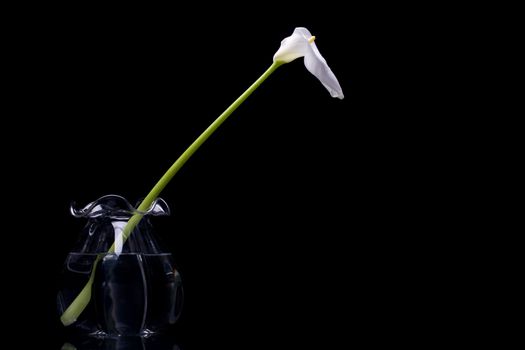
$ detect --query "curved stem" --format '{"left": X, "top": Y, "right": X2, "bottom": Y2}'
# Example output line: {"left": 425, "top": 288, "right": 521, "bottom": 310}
{"left": 60, "top": 256, "right": 100, "bottom": 326}
{"left": 60, "top": 61, "right": 283, "bottom": 326}
{"left": 137, "top": 61, "right": 282, "bottom": 212}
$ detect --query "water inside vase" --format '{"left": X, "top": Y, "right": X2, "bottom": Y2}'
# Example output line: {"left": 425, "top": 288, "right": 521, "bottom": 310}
{"left": 58, "top": 252, "right": 183, "bottom": 336}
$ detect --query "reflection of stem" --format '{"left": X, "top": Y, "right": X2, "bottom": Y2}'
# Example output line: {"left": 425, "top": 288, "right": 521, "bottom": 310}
{"left": 61, "top": 342, "right": 77, "bottom": 350}
{"left": 60, "top": 61, "right": 282, "bottom": 326}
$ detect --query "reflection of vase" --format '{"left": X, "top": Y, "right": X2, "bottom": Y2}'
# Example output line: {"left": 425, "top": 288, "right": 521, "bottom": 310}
{"left": 62, "top": 334, "right": 180, "bottom": 350}
{"left": 57, "top": 195, "right": 184, "bottom": 337}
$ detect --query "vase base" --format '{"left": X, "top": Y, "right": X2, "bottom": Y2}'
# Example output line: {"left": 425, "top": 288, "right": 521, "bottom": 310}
{"left": 88, "top": 328, "right": 158, "bottom": 339}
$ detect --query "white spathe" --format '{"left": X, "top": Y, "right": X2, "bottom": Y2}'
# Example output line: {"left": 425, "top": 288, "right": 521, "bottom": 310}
{"left": 273, "top": 27, "right": 344, "bottom": 99}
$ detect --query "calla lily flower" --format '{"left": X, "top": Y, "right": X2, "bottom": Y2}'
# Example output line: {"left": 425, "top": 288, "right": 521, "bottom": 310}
{"left": 273, "top": 27, "right": 344, "bottom": 99}
{"left": 60, "top": 28, "right": 343, "bottom": 328}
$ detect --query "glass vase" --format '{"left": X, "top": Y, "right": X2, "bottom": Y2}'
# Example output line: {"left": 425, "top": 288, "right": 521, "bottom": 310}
{"left": 57, "top": 194, "right": 184, "bottom": 337}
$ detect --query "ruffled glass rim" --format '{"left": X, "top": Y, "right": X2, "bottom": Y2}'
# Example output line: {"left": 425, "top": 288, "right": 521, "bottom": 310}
{"left": 70, "top": 194, "right": 170, "bottom": 218}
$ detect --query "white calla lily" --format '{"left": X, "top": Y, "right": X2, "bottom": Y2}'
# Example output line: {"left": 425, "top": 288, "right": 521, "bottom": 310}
{"left": 274, "top": 27, "right": 344, "bottom": 99}
{"left": 60, "top": 28, "right": 343, "bottom": 328}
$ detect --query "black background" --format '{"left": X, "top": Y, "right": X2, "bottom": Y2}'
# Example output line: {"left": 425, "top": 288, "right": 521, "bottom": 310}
{"left": 4, "top": 4, "right": 459, "bottom": 349}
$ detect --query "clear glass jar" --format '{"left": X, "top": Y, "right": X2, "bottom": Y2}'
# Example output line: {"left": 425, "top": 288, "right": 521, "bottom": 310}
{"left": 57, "top": 195, "right": 183, "bottom": 337}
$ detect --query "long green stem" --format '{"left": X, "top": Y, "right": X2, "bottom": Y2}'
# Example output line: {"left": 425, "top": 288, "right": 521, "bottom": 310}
{"left": 60, "top": 61, "right": 283, "bottom": 326}
{"left": 60, "top": 256, "right": 100, "bottom": 326}
{"left": 136, "top": 61, "right": 282, "bottom": 212}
